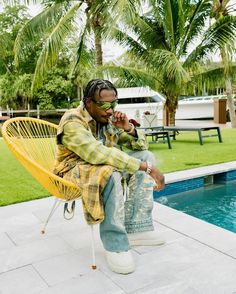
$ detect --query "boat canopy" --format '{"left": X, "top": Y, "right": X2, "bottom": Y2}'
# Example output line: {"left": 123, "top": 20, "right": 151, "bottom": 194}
{"left": 117, "top": 87, "right": 165, "bottom": 102}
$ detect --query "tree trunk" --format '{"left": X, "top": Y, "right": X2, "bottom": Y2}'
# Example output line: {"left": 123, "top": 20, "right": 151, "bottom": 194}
{"left": 86, "top": 1, "right": 103, "bottom": 66}
{"left": 164, "top": 95, "right": 178, "bottom": 126}
{"left": 91, "top": 10, "right": 103, "bottom": 66}
{"left": 225, "top": 78, "right": 236, "bottom": 128}
{"left": 219, "top": 46, "right": 236, "bottom": 128}
{"left": 169, "top": 110, "right": 176, "bottom": 126}
{"left": 94, "top": 30, "right": 103, "bottom": 66}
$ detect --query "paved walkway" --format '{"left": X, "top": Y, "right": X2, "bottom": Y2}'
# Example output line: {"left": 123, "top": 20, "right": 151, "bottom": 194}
{"left": 1, "top": 162, "right": 236, "bottom": 294}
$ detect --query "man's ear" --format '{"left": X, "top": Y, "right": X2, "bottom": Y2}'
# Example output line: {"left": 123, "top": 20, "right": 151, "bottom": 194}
{"left": 85, "top": 98, "right": 92, "bottom": 110}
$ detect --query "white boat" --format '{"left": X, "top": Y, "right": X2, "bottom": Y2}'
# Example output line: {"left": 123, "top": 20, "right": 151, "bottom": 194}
{"left": 177, "top": 96, "right": 220, "bottom": 120}
{"left": 116, "top": 87, "right": 226, "bottom": 124}
{"left": 116, "top": 87, "right": 164, "bottom": 125}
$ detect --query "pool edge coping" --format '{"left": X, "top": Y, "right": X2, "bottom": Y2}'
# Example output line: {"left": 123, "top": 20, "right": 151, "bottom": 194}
{"left": 164, "top": 161, "right": 236, "bottom": 184}
{"left": 156, "top": 161, "right": 236, "bottom": 258}
{"left": 153, "top": 202, "right": 236, "bottom": 260}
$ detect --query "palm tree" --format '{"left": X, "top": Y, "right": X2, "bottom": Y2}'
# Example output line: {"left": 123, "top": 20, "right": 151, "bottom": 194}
{"left": 109, "top": 0, "right": 236, "bottom": 125}
{"left": 211, "top": 0, "right": 236, "bottom": 128}
{"left": 0, "top": 4, "right": 31, "bottom": 74}
{"left": 13, "top": 0, "right": 142, "bottom": 93}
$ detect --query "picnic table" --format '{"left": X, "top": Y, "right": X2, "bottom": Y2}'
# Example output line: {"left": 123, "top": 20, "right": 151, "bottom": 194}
{"left": 138, "top": 125, "right": 223, "bottom": 147}
{"left": 163, "top": 126, "right": 223, "bottom": 145}
{"left": 138, "top": 127, "right": 172, "bottom": 149}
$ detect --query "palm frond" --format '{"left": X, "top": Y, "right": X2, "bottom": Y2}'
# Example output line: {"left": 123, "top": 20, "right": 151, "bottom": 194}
{"left": 183, "top": 43, "right": 215, "bottom": 68}
{"left": 13, "top": 73, "right": 33, "bottom": 99}
{"left": 220, "top": 45, "right": 236, "bottom": 77}
{"left": 31, "top": 2, "right": 83, "bottom": 93}
{"left": 191, "top": 65, "right": 236, "bottom": 91}
{"left": 0, "top": 33, "right": 12, "bottom": 55}
{"left": 14, "top": 2, "right": 69, "bottom": 67}
{"left": 93, "top": 64, "right": 162, "bottom": 90}
{"left": 178, "top": 0, "right": 212, "bottom": 56}
{"left": 108, "top": 0, "right": 142, "bottom": 25}
{"left": 204, "top": 15, "right": 236, "bottom": 49}
{"left": 109, "top": 27, "right": 148, "bottom": 59}
{"left": 151, "top": 49, "right": 190, "bottom": 84}
{"left": 184, "top": 15, "right": 236, "bottom": 67}
{"left": 69, "top": 31, "right": 86, "bottom": 77}
{"left": 162, "top": 0, "right": 178, "bottom": 52}
{"left": 132, "top": 15, "right": 167, "bottom": 50}
{"left": 69, "top": 34, "right": 96, "bottom": 78}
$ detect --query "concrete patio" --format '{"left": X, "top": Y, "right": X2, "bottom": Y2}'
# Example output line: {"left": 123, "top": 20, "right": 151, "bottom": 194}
{"left": 1, "top": 163, "right": 236, "bottom": 294}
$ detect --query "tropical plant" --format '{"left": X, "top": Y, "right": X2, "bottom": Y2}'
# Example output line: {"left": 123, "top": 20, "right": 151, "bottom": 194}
{"left": 12, "top": 0, "right": 142, "bottom": 93}
{"left": 0, "top": 55, "right": 77, "bottom": 109}
{"left": 0, "top": 4, "right": 39, "bottom": 109}
{"left": 0, "top": 73, "right": 32, "bottom": 108}
{"left": 210, "top": 0, "right": 236, "bottom": 128}
{"left": 107, "top": 0, "right": 236, "bottom": 125}
{"left": 0, "top": 5, "right": 32, "bottom": 74}
{"left": 35, "top": 60, "right": 77, "bottom": 110}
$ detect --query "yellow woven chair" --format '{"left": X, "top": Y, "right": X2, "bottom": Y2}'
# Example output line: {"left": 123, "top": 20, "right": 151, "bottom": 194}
{"left": 2, "top": 117, "right": 97, "bottom": 269}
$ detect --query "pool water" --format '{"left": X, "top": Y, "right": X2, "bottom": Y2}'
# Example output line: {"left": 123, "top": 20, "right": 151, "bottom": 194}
{"left": 156, "top": 180, "right": 236, "bottom": 233}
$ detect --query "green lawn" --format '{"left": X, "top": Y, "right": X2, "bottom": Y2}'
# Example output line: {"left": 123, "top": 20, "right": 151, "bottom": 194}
{"left": 149, "top": 128, "right": 236, "bottom": 172}
{"left": 0, "top": 127, "right": 236, "bottom": 206}
{"left": 0, "top": 138, "right": 49, "bottom": 206}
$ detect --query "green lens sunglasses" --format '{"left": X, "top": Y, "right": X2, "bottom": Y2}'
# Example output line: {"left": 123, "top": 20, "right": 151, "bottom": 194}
{"left": 92, "top": 99, "right": 118, "bottom": 110}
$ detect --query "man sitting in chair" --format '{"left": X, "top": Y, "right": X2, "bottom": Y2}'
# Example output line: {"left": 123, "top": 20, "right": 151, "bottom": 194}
{"left": 54, "top": 79, "right": 165, "bottom": 274}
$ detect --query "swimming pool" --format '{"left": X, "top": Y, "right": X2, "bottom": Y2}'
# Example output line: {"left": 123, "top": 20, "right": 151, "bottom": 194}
{"left": 155, "top": 180, "right": 236, "bottom": 233}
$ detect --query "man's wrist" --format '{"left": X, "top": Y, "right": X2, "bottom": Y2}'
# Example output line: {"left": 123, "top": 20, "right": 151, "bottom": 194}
{"left": 125, "top": 123, "right": 135, "bottom": 134}
{"left": 139, "top": 161, "right": 153, "bottom": 174}
{"left": 146, "top": 161, "right": 152, "bottom": 174}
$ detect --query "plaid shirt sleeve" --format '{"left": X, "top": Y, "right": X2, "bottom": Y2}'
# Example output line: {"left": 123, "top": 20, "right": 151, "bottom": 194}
{"left": 62, "top": 122, "right": 141, "bottom": 174}
{"left": 118, "top": 128, "right": 149, "bottom": 150}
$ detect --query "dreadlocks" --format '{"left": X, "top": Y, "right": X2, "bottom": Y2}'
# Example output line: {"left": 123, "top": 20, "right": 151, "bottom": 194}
{"left": 83, "top": 79, "right": 118, "bottom": 103}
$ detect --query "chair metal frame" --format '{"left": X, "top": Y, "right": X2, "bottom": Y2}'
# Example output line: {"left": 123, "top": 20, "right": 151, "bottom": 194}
{"left": 2, "top": 117, "right": 96, "bottom": 269}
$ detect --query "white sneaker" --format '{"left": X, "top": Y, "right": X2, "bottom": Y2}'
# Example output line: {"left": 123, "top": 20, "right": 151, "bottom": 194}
{"left": 105, "top": 250, "right": 135, "bottom": 274}
{"left": 128, "top": 231, "right": 165, "bottom": 246}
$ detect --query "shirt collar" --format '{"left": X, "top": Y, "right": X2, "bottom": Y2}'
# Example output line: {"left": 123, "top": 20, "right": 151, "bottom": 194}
{"left": 77, "top": 101, "right": 94, "bottom": 124}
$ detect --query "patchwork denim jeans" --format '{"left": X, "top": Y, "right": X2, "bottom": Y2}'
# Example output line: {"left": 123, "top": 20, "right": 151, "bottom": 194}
{"left": 100, "top": 150, "right": 156, "bottom": 252}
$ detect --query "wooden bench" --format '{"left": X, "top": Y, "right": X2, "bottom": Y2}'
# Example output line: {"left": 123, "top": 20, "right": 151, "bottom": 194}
{"left": 163, "top": 126, "right": 223, "bottom": 145}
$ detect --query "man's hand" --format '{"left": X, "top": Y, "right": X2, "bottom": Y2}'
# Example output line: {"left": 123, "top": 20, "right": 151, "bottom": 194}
{"left": 111, "top": 111, "right": 130, "bottom": 131}
{"left": 139, "top": 162, "right": 165, "bottom": 191}
{"left": 149, "top": 167, "right": 165, "bottom": 191}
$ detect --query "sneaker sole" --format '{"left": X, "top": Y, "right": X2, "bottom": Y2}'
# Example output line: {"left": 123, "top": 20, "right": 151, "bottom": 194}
{"left": 129, "top": 239, "right": 166, "bottom": 246}
{"left": 106, "top": 259, "right": 135, "bottom": 275}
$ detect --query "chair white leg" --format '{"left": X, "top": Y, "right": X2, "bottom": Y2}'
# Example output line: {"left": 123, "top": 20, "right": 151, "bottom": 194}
{"left": 41, "top": 198, "right": 61, "bottom": 234}
{"left": 90, "top": 225, "right": 97, "bottom": 269}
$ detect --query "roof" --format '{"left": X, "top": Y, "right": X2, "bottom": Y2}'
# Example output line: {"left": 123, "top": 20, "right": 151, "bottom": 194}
{"left": 117, "top": 87, "right": 165, "bottom": 102}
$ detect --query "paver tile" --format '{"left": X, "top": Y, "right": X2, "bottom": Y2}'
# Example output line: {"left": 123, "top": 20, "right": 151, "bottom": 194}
{"left": 0, "top": 236, "right": 74, "bottom": 273}
{"left": 36, "top": 270, "right": 125, "bottom": 294}
{"left": 0, "top": 213, "right": 40, "bottom": 233}
{"left": 0, "top": 232, "right": 15, "bottom": 251}
{"left": 33, "top": 251, "right": 94, "bottom": 286}
{"left": 0, "top": 265, "right": 47, "bottom": 294}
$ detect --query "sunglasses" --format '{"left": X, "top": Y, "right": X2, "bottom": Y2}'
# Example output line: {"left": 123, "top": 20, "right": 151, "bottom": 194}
{"left": 91, "top": 99, "right": 118, "bottom": 110}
